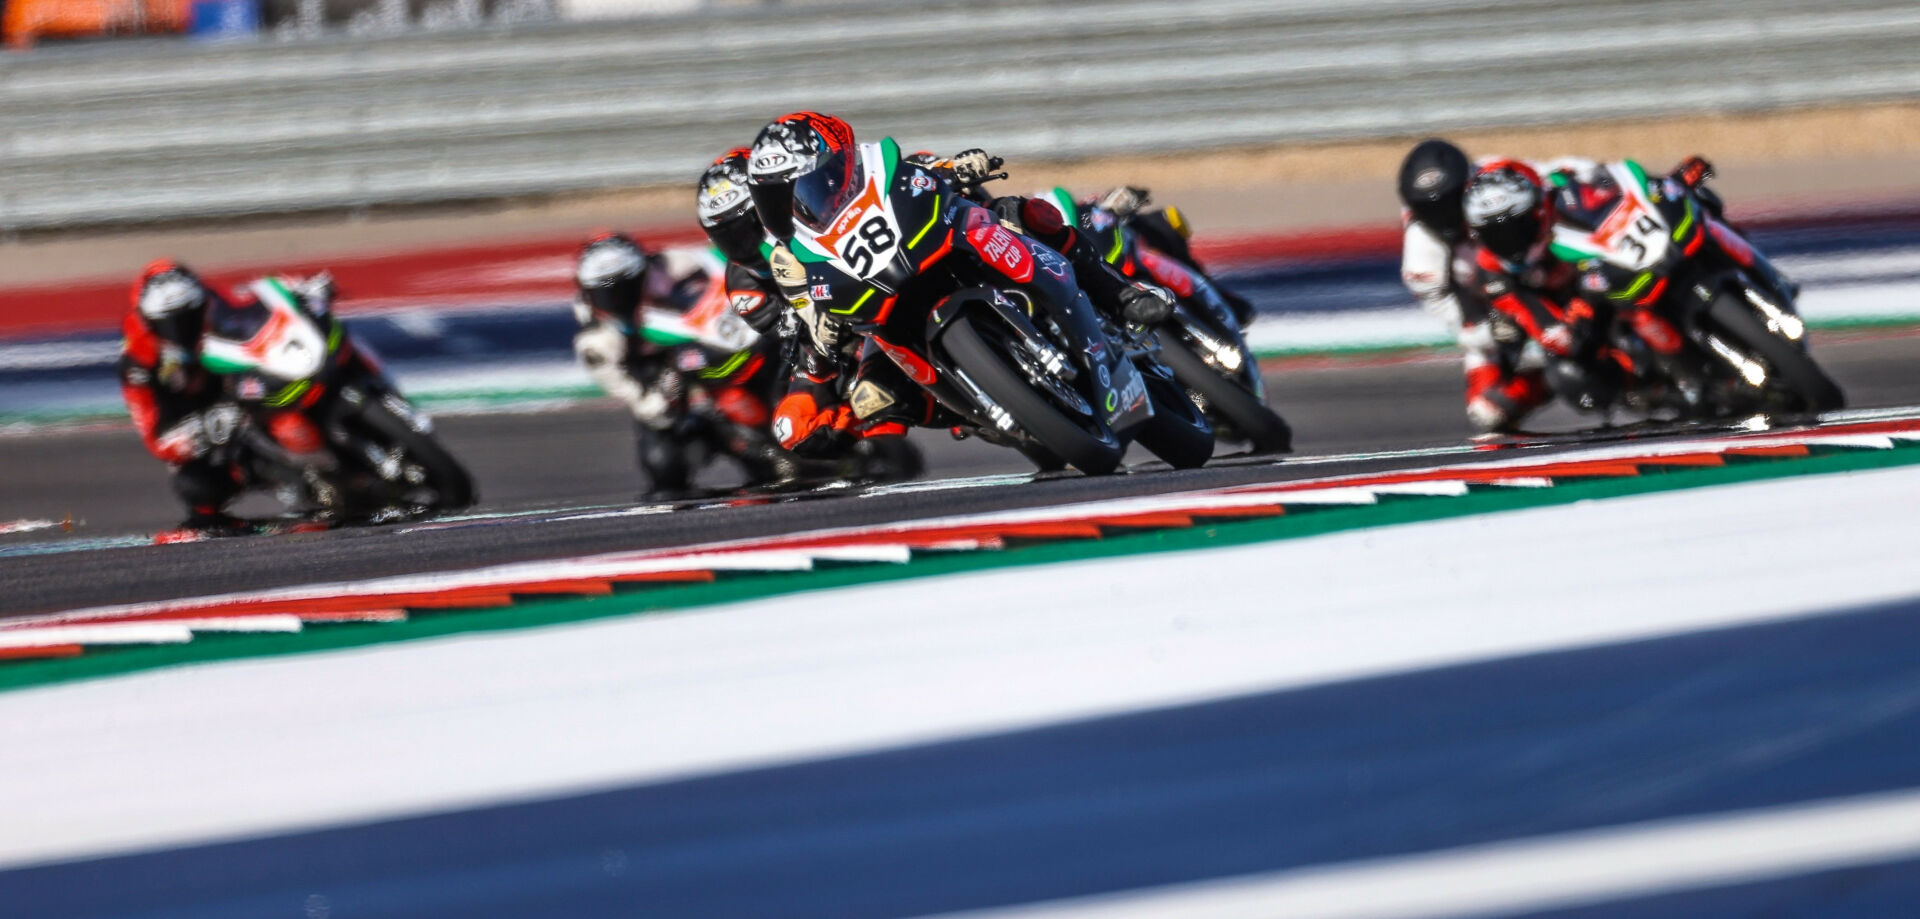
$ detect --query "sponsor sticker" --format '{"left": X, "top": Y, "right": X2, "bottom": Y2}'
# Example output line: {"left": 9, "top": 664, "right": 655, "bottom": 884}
{"left": 810, "top": 284, "right": 832, "bottom": 299}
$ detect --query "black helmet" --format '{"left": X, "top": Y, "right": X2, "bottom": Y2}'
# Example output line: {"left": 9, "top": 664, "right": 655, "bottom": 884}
{"left": 698, "top": 147, "right": 766, "bottom": 267}
{"left": 747, "top": 111, "right": 855, "bottom": 241}
{"left": 1398, "top": 139, "right": 1471, "bottom": 240}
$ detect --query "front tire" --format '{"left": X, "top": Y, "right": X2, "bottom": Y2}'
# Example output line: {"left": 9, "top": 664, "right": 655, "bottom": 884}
{"left": 943, "top": 314, "right": 1126, "bottom": 476}
{"left": 353, "top": 398, "right": 477, "bottom": 511}
{"left": 1706, "top": 293, "right": 1844, "bottom": 414}
{"left": 1156, "top": 335, "right": 1293, "bottom": 453}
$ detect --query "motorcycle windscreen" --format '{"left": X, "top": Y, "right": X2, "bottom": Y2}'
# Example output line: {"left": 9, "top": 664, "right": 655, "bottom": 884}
{"left": 790, "top": 146, "right": 866, "bottom": 235}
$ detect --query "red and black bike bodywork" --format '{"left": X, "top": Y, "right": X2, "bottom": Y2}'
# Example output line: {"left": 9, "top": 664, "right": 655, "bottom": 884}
{"left": 198, "top": 277, "right": 475, "bottom": 519}
{"left": 1081, "top": 203, "right": 1293, "bottom": 453}
{"left": 782, "top": 139, "right": 1156, "bottom": 474}
{"left": 1519, "top": 161, "right": 1844, "bottom": 419}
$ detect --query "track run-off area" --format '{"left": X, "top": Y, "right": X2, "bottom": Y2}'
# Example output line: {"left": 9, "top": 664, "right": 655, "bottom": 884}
{"left": 4, "top": 206, "right": 1920, "bottom": 918}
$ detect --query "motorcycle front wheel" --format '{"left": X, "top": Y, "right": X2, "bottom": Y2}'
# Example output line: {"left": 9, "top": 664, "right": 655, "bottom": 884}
{"left": 1156, "top": 336, "right": 1293, "bottom": 453}
{"left": 351, "top": 397, "right": 478, "bottom": 511}
{"left": 1706, "top": 293, "right": 1844, "bottom": 414}
{"left": 942, "top": 313, "right": 1126, "bottom": 476}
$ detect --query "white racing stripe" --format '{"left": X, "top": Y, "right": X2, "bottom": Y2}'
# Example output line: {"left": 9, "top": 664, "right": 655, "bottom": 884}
{"left": 2, "top": 465, "right": 1918, "bottom": 869}
{"left": 927, "top": 788, "right": 1920, "bottom": 919}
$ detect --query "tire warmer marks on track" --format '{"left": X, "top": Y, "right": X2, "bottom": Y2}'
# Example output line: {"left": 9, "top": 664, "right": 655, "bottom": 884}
{"left": 5, "top": 412, "right": 1920, "bottom": 684}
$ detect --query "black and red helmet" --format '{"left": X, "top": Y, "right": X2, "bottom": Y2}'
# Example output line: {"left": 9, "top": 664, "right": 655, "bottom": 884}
{"left": 746, "top": 111, "right": 856, "bottom": 240}
{"left": 1464, "top": 160, "right": 1555, "bottom": 272}
{"left": 697, "top": 147, "right": 766, "bottom": 266}
{"left": 131, "top": 259, "right": 215, "bottom": 351}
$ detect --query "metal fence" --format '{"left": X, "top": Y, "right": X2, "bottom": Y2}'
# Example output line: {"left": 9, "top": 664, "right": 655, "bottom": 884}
{"left": 3, "top": 0, "right": 1918, "bottom": 230}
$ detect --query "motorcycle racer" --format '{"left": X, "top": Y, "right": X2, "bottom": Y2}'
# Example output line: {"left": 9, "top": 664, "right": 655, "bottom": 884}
{"left": 1398, "top": 139, "right": 1553, "bottom": 432}
{"left": 697, "top": 146, "right": 785, "bottom": 336}
{"left": 1462, "top": 154, "right": 1805, "bottom": 420}
{"left": 571, "top": 231, "right": 796, "bottom": 497}
{"left": 120, "top": 260, "right": 333, "bottom": 531}
{"left": 744, "top": 112, "right": 1175, "bottom": 457}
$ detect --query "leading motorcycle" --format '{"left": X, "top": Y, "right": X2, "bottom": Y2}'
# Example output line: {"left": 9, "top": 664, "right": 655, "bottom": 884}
{"left": 777, "top": 138, "right": 1213, "bottom": 475}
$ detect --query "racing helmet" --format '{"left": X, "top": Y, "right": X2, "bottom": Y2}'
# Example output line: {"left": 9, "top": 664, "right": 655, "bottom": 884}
{"left": 574, "top": 232, "right": 649, "bottom": 328}
{"left": 697, "top": 147, "right": 767, "bottom": 267}
{"left": 747, "top": 111, "right": 856, "bottom": 241}
{"left": 1397, "top": 139, "right": 1471, "bottom": 240}
{"left": 1464, "top": 160, "right": 1555, "bottom": 273}
{"left": 132, "top": 259, "right": 213, "bottom": 351}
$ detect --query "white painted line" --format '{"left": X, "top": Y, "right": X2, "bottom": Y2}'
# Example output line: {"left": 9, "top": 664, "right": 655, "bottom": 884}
{"left": 0, "top": 624, "right": 194, "bottom": 649}
{"left": 546, "top": 506, "right": 676, "bottom": 522}
{"left": 0, "top": 518, "right": 61, "bottom": 536}
{"left": 1485, "top": 477, "right": 1554, "bottom": 488}
{"left": 169, "top": 616, "right": 306, "bottom": 634}
{"left": 798, "top": 545, "right": 916, "bottom": 564}
{"left": 928, "top": 787, "right": 1920, "bottom": 919}
{"left": 864, "top": 472, "right": 1038, "bottom": 497}
{"left": 1364, "top": 480, "right": 1472, "bottom": 497}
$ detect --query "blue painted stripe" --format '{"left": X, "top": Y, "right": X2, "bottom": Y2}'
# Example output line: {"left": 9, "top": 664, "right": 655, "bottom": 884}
{"left": 6, "top": 593, "right": 1920, "bottom": 919}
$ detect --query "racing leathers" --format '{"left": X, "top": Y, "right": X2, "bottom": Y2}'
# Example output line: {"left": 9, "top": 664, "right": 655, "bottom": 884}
{"left": 572, "top": 233, "right": 793, "bottom": 496}
{"left": 1400, "top": 157, "right": 1603, "bottom": 432}
{"left": 121, "top": 265, "right": 332, "bottom": 527}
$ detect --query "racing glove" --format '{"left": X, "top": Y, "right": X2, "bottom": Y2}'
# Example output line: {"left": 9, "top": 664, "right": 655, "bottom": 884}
{"left": 1669, "top": 155, "right": 1714, "bottom": 189}
{"left": 1095, "top": 186, "right": 1152, "bottom": 220}
{"left": 1117, "top": 281, "right": 1176, "bottom": 325}
{"left": 949, "top": 148, "right": 1005, "bottom": 185}
{"left": 155, "top": 414, "right": 210, "bottom": 465}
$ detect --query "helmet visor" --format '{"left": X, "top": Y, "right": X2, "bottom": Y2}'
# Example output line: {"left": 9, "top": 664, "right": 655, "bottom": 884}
{"left": 1475, "top": 212, "right": 1542, "bottom": 265}
{"left": 705, "top": 213, "right": 767, "bottom": 267}
{"left": 790, "top": 146, "right": 865, "bottom": 235}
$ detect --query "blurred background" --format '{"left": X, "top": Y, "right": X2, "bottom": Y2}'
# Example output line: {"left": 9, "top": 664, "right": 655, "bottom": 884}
{"left": 4, "top": 0, "right": 1920, "bottom": 531}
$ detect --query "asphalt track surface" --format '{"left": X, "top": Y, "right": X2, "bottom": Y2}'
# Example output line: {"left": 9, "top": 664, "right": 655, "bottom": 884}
{"left": 4, "top": 327, "right": 1919, "bottom": 616}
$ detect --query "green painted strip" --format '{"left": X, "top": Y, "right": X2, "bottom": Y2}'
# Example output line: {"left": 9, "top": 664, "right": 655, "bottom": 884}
{"left": 880, "top": 137, "right": 901, "bottom": 191}
{"left": 199, "top": 352, "right": 254, "bottom": 374}
{"left": 1624, "top": 159, "right": 1652, "bottom": 197}
{"left": 1550, "top": 241, "right": 1596, "bottom": 264}
{"left": 2, "top": 443, "right": 1915, "bottom": 694}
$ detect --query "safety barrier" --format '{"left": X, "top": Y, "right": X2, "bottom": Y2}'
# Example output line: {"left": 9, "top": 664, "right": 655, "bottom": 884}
{"left": 3, "top": 0, "right": 1918, "bottom": 229}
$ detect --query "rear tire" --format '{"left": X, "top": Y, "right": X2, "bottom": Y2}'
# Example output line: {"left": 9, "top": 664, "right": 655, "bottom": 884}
{"left": 354, "top": 398, "right": 477, "bottom": 511}
{"left": 1132, "top": 366, "right": 1215, "bottom": 469}
{"left": 1706, "top": 293, "right": 1844, "bottom": 414}
{"left": 943, "top": 314, "right": 1125, "bottom": 476}
{"left": 1157, "top": 336, "right": 1293, "bottom": 453}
